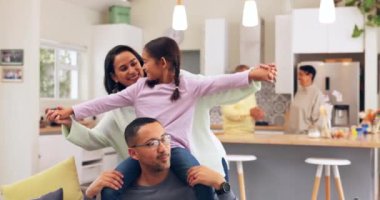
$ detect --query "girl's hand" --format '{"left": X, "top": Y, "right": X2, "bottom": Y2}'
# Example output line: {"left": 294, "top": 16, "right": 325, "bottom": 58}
{"left": 85, "top": 170, "right": 124, "bottom": 198}
{"left": 46, "top": 107, "right": 74, "bottom": 121}
{"left": 187, "top": 166, "right": 226, "bottom": 190}
{"left": 249, "top": 63, "right": 277, "bottom": 82}
{"left": 45, "top": 106, "right": 73, "bottom": 127}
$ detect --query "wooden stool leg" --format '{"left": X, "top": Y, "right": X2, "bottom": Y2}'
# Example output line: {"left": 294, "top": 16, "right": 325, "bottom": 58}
{"left": 236, "top": 161, "right": 246, "bottom": 200}
{"left": 333, "top": 165, "right": 345, "bottom": 200}
{"left": 311, "top": 165, "right": 323, "bottom": 200}
{"left": 325, "top": 165, "right": 331, "bottom": 200}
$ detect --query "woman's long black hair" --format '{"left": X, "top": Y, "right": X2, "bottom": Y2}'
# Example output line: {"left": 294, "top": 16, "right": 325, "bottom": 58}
{"left": 104, "top": 45, "right": 144, "bottom": 94}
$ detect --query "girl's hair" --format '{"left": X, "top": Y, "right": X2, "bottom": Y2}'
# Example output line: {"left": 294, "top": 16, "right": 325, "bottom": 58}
{"left": 144, "top": 37, "right": 181, "bottom": 101}
{"left": 104, "top": 45, "right": 144, "bottom": 94}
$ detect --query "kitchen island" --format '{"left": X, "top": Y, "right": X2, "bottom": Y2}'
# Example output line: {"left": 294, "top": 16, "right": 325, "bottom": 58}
{"left": 216, "top": 132, "right": 380, "bottom": 200}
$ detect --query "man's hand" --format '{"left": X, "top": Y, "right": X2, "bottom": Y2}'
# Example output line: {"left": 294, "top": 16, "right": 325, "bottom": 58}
{"left": 187, "top": 166, "right": 225, "bottom": 190}
{"left": 250, "top": 107, "right": 265, "bottom": 121}
{"left": 85, "top": 170, "right": 124, "bottom": 199}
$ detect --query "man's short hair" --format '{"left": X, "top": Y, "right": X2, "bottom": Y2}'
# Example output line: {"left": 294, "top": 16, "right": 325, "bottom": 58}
{"left": 124, "top": 117, "right": 159, "bottom": 147}
{"left": 299, "top": 65, "right": 317, "bottom": 81}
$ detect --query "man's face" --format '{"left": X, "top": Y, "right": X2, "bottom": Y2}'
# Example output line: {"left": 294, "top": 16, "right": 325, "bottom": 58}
{"left": 129, "top": 122, "right": 171, "bottom": 172}
{"left": 298, "top": 70, "right": 312, "bottom": 87}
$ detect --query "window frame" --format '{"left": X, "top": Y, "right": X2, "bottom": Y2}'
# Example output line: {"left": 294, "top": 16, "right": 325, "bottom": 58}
{"left": 39, "top": 40, "right": 83, "bottom": 100}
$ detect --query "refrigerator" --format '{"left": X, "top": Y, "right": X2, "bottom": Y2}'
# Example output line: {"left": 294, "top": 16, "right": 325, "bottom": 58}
{"left": 297, "top": 61, "right": 360, "bottom": 126}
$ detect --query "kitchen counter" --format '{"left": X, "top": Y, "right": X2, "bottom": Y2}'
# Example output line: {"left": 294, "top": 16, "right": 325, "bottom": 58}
{"left": 218, "top": 132, "right": 379, "bottom": 200}
{"left": 40, "top": 120, "right": 96, "bottom": 135}
{"left": 216, "top": 132, "right": 380, "bottom": 148}
{"left": 211, "top": 124, "right": 284, "bottom": 131}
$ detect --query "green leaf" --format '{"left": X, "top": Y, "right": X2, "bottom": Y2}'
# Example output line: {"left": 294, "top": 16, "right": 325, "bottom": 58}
{"left": 363, "top": 0, "right": 375, "bottom": 11}
{"left": 352, "top": 24, "right": 364, "bottom": 38}
{"left": 372, "top": 15, "right": 380, "bottom": 26}
{"left": 345, "top": 0, "right": 358, "bottom": 6}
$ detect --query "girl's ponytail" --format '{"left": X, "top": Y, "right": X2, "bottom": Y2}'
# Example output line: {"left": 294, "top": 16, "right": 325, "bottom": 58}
{"left": 170, "top": 63, "right": 180, "bottom": 101}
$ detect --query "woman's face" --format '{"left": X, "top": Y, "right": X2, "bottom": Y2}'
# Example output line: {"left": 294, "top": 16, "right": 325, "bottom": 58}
{"left": 142, "top": 50, "right": 164, "bottom": 81}
{"left": 112, "top": 51, "right": 143, "bottom": 87}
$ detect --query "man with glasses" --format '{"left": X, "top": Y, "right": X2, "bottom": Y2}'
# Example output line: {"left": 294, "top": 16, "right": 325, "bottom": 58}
{"left": 85, "top": 117, "right": 235, "bottom": 200}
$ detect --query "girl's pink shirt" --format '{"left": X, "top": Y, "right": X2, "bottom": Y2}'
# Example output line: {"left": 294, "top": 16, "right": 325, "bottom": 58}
{"left": 73, "top": 71, "right": 250, "bottom": 149}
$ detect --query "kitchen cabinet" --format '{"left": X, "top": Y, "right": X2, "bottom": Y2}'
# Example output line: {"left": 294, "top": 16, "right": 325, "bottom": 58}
{"left": 92, "top": 24, "right": 143, "bottom": 98}
{"left": 292, "top": 7, "right": 363, "bottom": 53}
{"left": 240, "top": 19, "right": 263, "bottom": 68}
{"left": 39, "top": 133, "right": 104, "bottom": 184}
{"left": 204, "top": 18, "right": 228, "bottom": 75}
{"left": 275, "top": 15, "right": 293, "bottom": 94}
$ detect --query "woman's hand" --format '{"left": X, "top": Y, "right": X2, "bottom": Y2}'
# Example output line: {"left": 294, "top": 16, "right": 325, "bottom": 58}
{"left": 45, "top": 106, "right": 73, "bottom": 127}
{"left": 249, "top": 63, "right": 277, "bottom": 82}
{"left": 250, "top": 107, "right": 265, "bottom": 121}
{"left": 85, "top": 170, "right": 124, "bottom": 199}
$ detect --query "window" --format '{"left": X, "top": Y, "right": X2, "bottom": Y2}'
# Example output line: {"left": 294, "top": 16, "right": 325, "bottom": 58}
{"left": 40, "top": 45, "right": 79, "bottom": 99}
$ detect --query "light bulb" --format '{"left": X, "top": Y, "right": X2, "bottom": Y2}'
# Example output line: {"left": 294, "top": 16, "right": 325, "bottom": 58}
{"left": 319, "top": 0, "right": 336, "bottom": 23}
{"left": 242, "top": 0, "right": 259, "bottom": 27}
{"left": 172, "top": 4, "right": 188, "bottom": 30}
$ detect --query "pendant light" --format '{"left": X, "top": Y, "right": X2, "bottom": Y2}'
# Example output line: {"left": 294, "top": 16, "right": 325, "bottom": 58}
{"left": 172, "top": 0, "right": 188, "bottom": 30}
{"left": 242, "top": 0, "right": 259, "bottom": 27}
{"left": 319, "top": 0, "right": 336, "bottom": 23}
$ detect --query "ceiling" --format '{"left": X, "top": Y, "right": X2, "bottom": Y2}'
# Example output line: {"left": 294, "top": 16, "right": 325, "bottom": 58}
{"left": 61, "top": 0, "right": 131, "bottom": 12}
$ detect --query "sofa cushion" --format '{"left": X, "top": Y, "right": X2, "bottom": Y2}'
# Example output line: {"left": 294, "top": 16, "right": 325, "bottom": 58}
{"left": 32, "top": 188, "right": 63, "bottom": 200}
{"left": 0, "top": 157, "right": 83, "bottom": 200}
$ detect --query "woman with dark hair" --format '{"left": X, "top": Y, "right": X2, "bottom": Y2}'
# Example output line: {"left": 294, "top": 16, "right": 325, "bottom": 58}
{"left": 48, "top": 45, "right": 144, "bottom": 160}
{"left": 49, "top": 37, "right": 276, "bottom": 199}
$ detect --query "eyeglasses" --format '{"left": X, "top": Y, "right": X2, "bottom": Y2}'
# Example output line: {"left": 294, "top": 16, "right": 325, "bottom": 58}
{"left": 132, "top": 134, "right": 171, "bottom": 148}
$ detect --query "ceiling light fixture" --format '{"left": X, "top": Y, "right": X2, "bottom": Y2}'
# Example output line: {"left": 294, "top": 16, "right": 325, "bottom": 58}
{"left": 242, "top": 0, "right": 259, "bottom": 27}
{"left": 319, "top": 0, "right": 336, "bottom": 23}
{"left": 172, "top": 0, "right": 188, "bottom": 30}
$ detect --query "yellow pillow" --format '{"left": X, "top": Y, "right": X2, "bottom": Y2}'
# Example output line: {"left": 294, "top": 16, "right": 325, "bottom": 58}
{"left": 0, "top": 157, "right": 83, "bottom": 200}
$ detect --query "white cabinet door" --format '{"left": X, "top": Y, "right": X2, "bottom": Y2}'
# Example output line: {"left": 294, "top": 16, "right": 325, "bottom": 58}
{"left": 292, "top": 7, "right": 363, "bottom": 54}
{"left": 275, "top": 15, "right": 294, "bottom": 95}
{"left": 328, "top": 7, "right": 364, "bottom": 53}
{"left": 204, "top": 18, "right": 228, "bottom": 75}
{"left": 38, "top": 135, "right": 83, "bottom": 176}
{"left": 92, "top": 24, "right": 143, "bottom": 98}
{"left": 292, "top": 9, "right": 328, "bottom": 53}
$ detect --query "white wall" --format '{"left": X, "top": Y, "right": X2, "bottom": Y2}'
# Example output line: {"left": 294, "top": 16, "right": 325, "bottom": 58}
{"left": 0, "top": 0, "right": 40, "bottom": 184}
{"left": 39, "top": 0, "right": 104, "bottom": 115}
{"left": 130, "top": 0, "right": 320, "bottom": 71}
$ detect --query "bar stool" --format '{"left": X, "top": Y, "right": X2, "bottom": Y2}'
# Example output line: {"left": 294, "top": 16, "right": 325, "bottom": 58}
{"left": 226, "top": 154, "right": 257, "bottom": 200}
{"left": 305, "top": 157, "right": 351, "bottom": 200}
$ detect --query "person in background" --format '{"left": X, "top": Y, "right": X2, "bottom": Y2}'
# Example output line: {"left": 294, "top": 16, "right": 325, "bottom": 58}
{"left": 85, "top": 117, "right": 236, "bottom": 200}
{"left": 285, "top": 65, "right": 324, "bottom": 134}
{"left": 221, "top": 64, "right": 265, "bottom": 134}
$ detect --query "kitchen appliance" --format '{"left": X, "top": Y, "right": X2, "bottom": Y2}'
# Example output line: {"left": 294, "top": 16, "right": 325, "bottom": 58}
{"left": 332, "top": 104, "right": 350, "bottom": 126}
{"left": 297, "top": 61, "right": 360, "bottom": 126}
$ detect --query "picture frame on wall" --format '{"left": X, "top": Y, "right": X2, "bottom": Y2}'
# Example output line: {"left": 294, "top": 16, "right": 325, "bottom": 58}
{"left": 1, "top": 67, "right": 23, "bottom": 82}
{"left": 0, "top": 49, "right": 24, "bottom": 66}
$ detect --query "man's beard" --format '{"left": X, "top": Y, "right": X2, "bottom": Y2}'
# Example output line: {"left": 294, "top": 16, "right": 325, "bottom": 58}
{"left": 151, "top": 153, "right": 170, "bottom": 172}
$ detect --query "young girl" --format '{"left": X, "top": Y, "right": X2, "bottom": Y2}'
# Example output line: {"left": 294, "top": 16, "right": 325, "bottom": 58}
{"left": 54, "top": 37, "right": 276, "bottom": 199}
